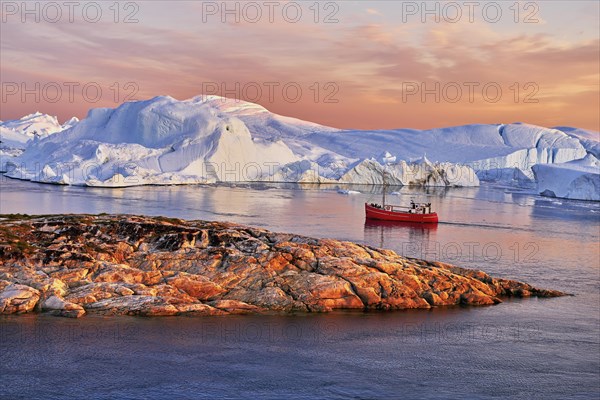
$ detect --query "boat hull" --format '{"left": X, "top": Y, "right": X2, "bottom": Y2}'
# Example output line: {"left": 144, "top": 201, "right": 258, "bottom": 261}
{"left": 364, "top": 219, "right": 438, "bottom": 230}
{"left": 365, "top": 203, "right": 439, "bottom": 223}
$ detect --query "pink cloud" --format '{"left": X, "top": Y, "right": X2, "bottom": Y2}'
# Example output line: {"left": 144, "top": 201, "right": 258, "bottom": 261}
{"left": 1, "top": 7, "right": 598, "bottom": 131}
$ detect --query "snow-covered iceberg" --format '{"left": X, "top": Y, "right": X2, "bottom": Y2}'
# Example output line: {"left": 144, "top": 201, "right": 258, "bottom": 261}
{"left": 339, "top": 157, "right": 478, "bottom": 187}
{"left": 1, "top": 112, "right": 68, "bottom": 139}
{"left": 554, "top": 126, "right": 600, "bottom": 159}
{"left": 5, "top": 96, "right": 298, "bottom": 186}
{"left": 532, "top": 154, "right": 600, "bottom": 201}
{"left": 203, "top": 97, "right": 591, "bottom": 183}
{"left": 0, "top": 112, "right": 76, "bottom": 167}
{"left": 2, "top": 95, "right": 597, "bottom": 190}
{"left": 4, "top": 96, "right": 477, "bottom": 187}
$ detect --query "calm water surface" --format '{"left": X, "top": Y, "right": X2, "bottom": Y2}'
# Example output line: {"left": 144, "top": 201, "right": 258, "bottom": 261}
{"left": 1, "top": 178, "right": 599, "bottom": 399}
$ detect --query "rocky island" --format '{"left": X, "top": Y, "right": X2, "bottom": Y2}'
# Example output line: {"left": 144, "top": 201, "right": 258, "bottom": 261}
{"left": 0, "top": 214, "right": 564, "bottom": 318}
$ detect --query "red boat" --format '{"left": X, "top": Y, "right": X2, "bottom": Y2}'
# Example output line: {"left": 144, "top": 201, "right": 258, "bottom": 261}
{"left": 365, "top": 201, "right": 439, "bottom": 223}
{"left": 364, "top": 166, "right": 439, "bottom": 223}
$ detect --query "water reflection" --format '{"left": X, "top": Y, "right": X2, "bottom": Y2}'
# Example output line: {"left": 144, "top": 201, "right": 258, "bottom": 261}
{"left": 342, "top": 184, "right": 452, "bottom": 198}
{"left": 364, "top": 219, "right": 438, "bottom": 249}
{"left": 530, "top": 197, "right": 600, "bottom": 223}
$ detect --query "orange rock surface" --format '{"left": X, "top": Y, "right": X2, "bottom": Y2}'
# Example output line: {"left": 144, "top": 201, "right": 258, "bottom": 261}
{"left": 0, "top": 214, "right": 564, "bottom": 318}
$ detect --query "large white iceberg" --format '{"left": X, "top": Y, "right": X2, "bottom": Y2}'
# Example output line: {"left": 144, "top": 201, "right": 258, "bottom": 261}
{"left": 2, "top": 95, "right": 597, "bottom": 191}
{"left": 533, "top": 154, "right": 600, "bottom": 201}
{"left": 5, "top": 96, "right": 298, "bottom": 186}
{"left": 204, "top": 97, "right": 591, "bottom": 183}
{"left": 3, "top": 96, "right": 476, "bottom": 187}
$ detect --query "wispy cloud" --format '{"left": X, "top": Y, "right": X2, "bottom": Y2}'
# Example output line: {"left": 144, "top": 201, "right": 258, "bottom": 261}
{"left": 1, "top": 2, "right": 598, "bottom": 130}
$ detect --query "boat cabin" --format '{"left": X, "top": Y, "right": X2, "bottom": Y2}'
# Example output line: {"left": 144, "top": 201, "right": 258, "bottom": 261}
{"left": 368, "top": 201, "right": 433, "bottom": 214}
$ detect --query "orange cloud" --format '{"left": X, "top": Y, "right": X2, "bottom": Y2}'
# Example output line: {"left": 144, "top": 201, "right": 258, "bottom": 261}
{"left": 1, "top": 5, "right": 598, "bottom": 131}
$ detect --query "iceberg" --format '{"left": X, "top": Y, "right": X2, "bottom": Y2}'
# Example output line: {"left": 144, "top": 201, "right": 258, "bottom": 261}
{"left": 554, "top": 126, "right": 600, "bottom": 159}
{"left": 5, "top": 96, "right": 298, "bottom": 186}
{"left": 339, "top": 157, "right": 479, "bottom": 187}
{"left": 0, "top": 112, "right": 77, "bottom": 171}
{"left": 532, "top": 154, "right": 600, "bottom": 201}
{"left": 0, "top": 112, "right": 66, "bottom": 139}
{"left": 3, "top": 95, "right": 597, "bottom": 191}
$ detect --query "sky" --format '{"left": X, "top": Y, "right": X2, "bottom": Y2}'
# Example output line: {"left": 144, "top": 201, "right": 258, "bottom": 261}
{"left": 1, "top": 0, "right": 599, "bottom": 130}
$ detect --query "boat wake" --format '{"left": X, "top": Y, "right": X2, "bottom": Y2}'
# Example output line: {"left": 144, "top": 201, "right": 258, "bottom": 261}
{"left": 436, "top": 221, "right": 535, "bottom": 232}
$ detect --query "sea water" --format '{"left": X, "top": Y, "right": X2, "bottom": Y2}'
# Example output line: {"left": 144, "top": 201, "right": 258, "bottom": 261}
{"left": 1, "top": 179, "right": 598, "bottom": 399}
